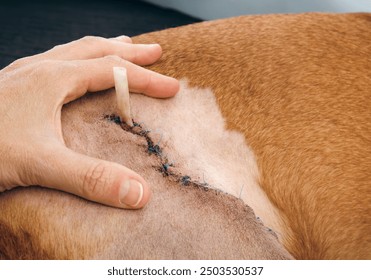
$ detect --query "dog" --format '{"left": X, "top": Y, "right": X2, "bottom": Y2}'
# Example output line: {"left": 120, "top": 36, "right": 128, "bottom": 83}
{"left": 0, "top": 12, "right": 370, "bottom": 259}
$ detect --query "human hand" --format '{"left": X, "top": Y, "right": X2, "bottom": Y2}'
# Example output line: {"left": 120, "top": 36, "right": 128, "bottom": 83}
{"left": 0, "top": 35, "right": 179, "bottom": 209}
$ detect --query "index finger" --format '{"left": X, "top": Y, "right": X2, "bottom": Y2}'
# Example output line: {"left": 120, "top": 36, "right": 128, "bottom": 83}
{"left": 61, "top": 56, "right": 179, "bottom": 103}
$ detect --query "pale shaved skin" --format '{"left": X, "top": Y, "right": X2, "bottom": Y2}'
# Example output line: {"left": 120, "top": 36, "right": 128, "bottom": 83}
{"left": 134, "top": 13, "right": 371, "bottom": 259}
{"left": 0, "top": 82, "right": 293, "bottom": 260}
{"left": 0, "top": 13, "right": 370, "bottom": 260}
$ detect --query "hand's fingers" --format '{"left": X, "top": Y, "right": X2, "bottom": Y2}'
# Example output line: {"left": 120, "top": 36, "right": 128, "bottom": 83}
{"left": 37, "top": 146, "right": 151, "bottom": 209}
{"left": 14, "top": 36, "right": 162, "bottom": 66}
{"left": 50, "top": 36, "right": 163, "bottom": 65}
{"left": 60, "top": 56, "right": 179, "bottom": 103}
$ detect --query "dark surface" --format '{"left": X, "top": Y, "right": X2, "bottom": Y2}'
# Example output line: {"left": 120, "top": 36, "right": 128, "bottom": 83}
{"left": 0, "top": 0, "right": 201, "bottom": 69}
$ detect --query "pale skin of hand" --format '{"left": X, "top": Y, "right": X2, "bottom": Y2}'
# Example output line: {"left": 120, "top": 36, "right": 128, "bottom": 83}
{"left": 0, "top": 35, "right": 179, "bottom": 209}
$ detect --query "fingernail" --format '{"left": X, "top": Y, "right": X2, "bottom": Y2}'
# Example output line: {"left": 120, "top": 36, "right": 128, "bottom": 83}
{"left": 119, "top": 179, "right": 144, "bottom": 207}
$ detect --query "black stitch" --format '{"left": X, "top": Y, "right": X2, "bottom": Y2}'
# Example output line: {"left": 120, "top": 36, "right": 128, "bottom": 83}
{"left": 104, "top": 114, "right": 122, "bottom": 124}
{"left": 104, "top": 114, "right": 212, "bottom": 192}
{"left": 180, "top": 175, "right": 191, "bottom": 186}
{"left": 148, "top": 144, "right": 161, "bottom": 155}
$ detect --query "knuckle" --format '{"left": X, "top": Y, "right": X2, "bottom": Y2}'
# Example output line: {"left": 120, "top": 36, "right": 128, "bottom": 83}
{"left": 80, "top": 35, "right": 102, "bottom": 44}
{"left": 78, "top": 36, "right": 110, "bottom": 57}
{"left": 10, "top": 57, "right": 26, "bottom": 68}
{"left": 82, "top": 162, "right": 112, "bottom": 198}
{"left": 50, "top": 43, "right": 64, "bottom": 52}
{"left": 4, "top": 57, "right": 32, "bottom": 72}
{"left": 118, "top": 35, "right": 132, "bottom": 43}
{"left": 105, "top": 54, "right": 124, "bottom": 63}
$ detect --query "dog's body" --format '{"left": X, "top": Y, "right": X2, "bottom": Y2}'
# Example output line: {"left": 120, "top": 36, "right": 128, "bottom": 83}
{"left": 0, "top": 84, "right": 292, "bottom": 260}
{"left": 0, "top": 13, "right": 370, "bottom": 259}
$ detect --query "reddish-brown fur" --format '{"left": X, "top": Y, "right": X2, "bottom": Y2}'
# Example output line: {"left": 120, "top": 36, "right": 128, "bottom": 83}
{"left": 134, "top": 13, "right": 371, "bottom": 259}
{"left": 0, "top": 13, "right": 369, "bottom": 260}
{"left": 0, "top": 84, "right": 292, "bottom": 260}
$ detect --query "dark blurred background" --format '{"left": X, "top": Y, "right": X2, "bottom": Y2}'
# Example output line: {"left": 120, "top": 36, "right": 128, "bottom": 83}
{"left": 0, "top": 0, "right": 200, "bottom": 69}
{"left": 144, "top": 0, "right": 371, "bottom": 20}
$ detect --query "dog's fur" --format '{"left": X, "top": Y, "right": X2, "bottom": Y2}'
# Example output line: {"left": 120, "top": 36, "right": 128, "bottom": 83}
{"left": 0, "top": 83, "right": 292, "bottom": 260}
{"left": 133, "top": 13, "right": 371, "bottom": 259}
{"left": 0, "top": 13, "right": 370, "bottom": 260}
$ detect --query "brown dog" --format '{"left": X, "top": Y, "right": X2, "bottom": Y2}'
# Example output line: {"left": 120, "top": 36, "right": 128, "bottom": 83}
{"left": 0, "top": 13, "right": 370, "bottom": 260}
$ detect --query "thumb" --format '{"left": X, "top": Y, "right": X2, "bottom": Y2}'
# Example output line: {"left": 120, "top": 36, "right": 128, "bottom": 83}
{"left": 39, "top": 147, "right": 151, "bottom": 209}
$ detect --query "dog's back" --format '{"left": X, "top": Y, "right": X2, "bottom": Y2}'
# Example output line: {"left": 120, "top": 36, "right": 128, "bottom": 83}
{"left": 134, "top": 13, "right": 371, "bottom": 259}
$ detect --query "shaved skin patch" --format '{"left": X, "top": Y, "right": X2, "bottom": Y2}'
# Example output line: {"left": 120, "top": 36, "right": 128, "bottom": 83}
{"left": 0, "top": 80, "right": 291, "bottom": 259}
{"left": 130, "top": 81, "right": 285, "bottom": 240}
